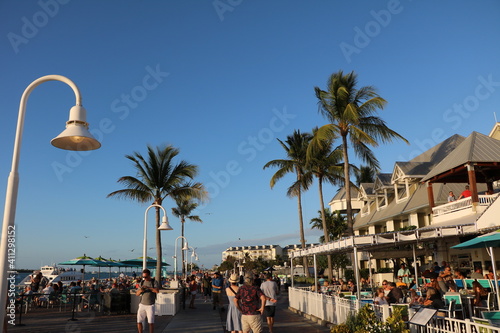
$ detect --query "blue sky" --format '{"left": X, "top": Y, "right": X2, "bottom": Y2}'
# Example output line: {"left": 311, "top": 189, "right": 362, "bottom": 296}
{"left": 0, "top": 0, "right": 499, "bottom": 271}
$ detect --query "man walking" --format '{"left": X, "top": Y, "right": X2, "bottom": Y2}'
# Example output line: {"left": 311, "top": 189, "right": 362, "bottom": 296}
{"left": 260, "top": 274, "right": 279, "bottom": 333}
{"left": 234, "top": 273, "right": 269, "bottom": 333}
{"left": 136, "top": 269, "right": 159, "bottom": 333}
{"left": 211, "top": 271, "right": 224, "bottom": 310}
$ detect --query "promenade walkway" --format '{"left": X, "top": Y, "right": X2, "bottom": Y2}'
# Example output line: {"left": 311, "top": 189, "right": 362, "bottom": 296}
{"left": 7, "top": 289, "right": 330, "bottom": 332}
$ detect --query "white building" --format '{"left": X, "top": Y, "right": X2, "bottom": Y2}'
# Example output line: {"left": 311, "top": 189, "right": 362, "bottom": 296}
{"left": 222, "top": 245, "right": 283, "bottom": 262}
{"left": 293, "top": 123, "right": 500, "bottom": 275}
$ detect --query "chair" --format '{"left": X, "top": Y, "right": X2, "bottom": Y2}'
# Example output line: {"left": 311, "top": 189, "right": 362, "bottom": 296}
{"left": 471, "top": 316, "right": 494, "bottom": 333}
{"left": 476, "top": 292, "right": 496, "bottom": 315}
{"left": 454, "top": 279, "right": 464, "bottom": 290}
{"left": 464, "top": 279, "right": 475, "bottom": 289}
{"left": 443, "top": 294, "right": 464, "bottom": 318}
{"left": 477, "top": 279, "right": 493, "bottom": 291}
{"left": 438, "top": 299, "right": 456, "bottom": 318}
{"left": 482, "top": 311, "right": 500, "bottom": 320}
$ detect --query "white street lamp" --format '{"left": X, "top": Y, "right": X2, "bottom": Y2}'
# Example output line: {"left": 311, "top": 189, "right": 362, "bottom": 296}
{"left": 189, "top": 247, "right": 198, "bottom": 274}
{"left": 142, "top": 204, "right": 173, "bottom": 271}
{"left": 0, "top": 75, "right": 101, "bottom": 330}
{"left": 173, "top": 236, "right": 189, "bottom": 280}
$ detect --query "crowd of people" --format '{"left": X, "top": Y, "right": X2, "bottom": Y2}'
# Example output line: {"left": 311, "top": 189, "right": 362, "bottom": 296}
{"left": 176, "top": 271, "right": 281, "bottom": 333}
{"left": 311, "top": 260, "right": 497, "bottom": 319}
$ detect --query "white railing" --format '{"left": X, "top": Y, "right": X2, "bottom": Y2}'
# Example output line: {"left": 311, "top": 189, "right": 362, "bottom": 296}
{"left": 289, "top": 287, "right": 500, "bottom": 333}
{"left": 433, "top": 194, "right": 499, "bottom": 217}
{"left": 288, "top": 287, "right": 388, "bottom": 325}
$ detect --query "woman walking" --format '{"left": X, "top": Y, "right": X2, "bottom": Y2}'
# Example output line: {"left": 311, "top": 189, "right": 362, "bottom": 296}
{"left": 226, "top": 273, "right": 242, "bottom": 333}
{"left": 188, "top": 275, "right": 198, "bottom": 309}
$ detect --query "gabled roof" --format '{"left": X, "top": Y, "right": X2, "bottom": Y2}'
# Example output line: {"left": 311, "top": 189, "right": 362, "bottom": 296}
{"left": 394, "top": 161, "right": 434, "bottom": 178}
{"left": 409, "top": 134, "right": 465, "bottom": 164}
{"left": 329, "top": 186, "right": 359, "bottom": 202}
{"left": 359, "top": 183, "right": 375, "bottom": 197}
{"left": 422, "top": 131, "right": 500, "bottom": 182}
{"left": 374, "top": 174, "right": 392, "bottom": 190}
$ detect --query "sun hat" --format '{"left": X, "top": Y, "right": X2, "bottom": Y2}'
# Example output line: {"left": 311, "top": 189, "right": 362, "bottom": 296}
{"left": 229, "top": 273, "right": 239, "bottom": 283}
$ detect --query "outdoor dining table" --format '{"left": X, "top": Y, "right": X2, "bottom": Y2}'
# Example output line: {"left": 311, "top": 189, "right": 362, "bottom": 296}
{"left": 461, "top": 294, "right": 475, "bottom": 318}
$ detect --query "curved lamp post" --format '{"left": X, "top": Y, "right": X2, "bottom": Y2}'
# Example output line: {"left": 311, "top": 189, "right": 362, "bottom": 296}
{"left": 189, "top": 247, "right": 198, "bottom": 274}
{"left": 143, "top": 204, "right": 173, "bottom": 271}
{"left": 0, "top": 75, "right": 101, "bottom": 329}
{"left": 173, "top": 236, "right": 188, "bottom": 280}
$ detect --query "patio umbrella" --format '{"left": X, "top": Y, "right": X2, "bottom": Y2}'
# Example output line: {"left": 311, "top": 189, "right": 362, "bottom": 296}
{"left": 92, "top": 256, "right": 117, "bottom": 280}
{"left": 58, "top": 254, "right": 102, "bottom": 285}
{"left": 120, "top": 257, "right": 170, "bottom": 269}
{"left": 451, "top": 230, "right": 500, "bottom": 307}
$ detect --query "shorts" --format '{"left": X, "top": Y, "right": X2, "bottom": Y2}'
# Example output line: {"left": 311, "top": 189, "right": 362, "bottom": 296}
{"left": 137, "top": 303, "right": 155, "bottom": 324}
{"left": 241, "top": 314, "right": 262, "bottom": 333}
{"left": 263, "top": 305, "right": 276, "bottom": 317}
{"left": 191, "top": 291, "right": 197, "bottom": 295}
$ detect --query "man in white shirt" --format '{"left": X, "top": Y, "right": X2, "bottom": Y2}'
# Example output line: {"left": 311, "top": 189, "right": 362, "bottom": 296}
{"left": 260, "top": 274, "right": 279, "bottom": 333}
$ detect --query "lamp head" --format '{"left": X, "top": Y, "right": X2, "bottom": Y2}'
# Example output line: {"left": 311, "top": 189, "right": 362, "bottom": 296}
{"left": 182, "top": 241, "right": 189, "bottom": 251}
{"left": 158, "top": 216, "right": 173, "bottom": 231}
{"left": 51, "top": 105, "right": 101, "bottom": 151}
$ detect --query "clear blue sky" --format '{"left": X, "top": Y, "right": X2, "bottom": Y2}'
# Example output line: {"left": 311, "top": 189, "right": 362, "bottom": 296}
{"left": 1, "top": 0, "right": 499, "bottom": 271}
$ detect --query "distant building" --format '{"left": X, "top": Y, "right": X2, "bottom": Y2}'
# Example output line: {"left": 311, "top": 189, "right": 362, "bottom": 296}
{"left": 222, "top": 245, "right": 282, "bottom": 262}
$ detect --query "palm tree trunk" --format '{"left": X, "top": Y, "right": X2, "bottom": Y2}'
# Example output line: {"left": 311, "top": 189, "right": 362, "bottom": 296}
{"left": 318, "top": 178, "right": 333, "bottom": 280}
{"left": 297, "top": 186, "right": 310, "bottom": 278}
{"left": 155, "top": 206, "right": 162, "bottom": 283}
{"left": 342, "top": 135, "right": 354, "bottom": 237}
{"left": 181, "top": 217, "right": 185, "bottom": 278}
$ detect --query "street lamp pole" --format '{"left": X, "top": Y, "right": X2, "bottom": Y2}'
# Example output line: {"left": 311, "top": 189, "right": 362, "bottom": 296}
{"left": 173, "top": 236, "right": 188, "bottom": 281}
{"left": 0, "top": 75, "right": 101, "bottom": 331}
{"left": 142, "top": 204, "right": 173, "bottom": 271}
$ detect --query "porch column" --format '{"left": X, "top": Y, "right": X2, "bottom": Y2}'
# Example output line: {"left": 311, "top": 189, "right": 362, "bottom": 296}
{"left": 467, "top": 164, "right": 479, "bottom": 205}
{"left": 386, "top": 220, "right": 395, "bottom": 232}
{"left": 368, "top": 225, "right": 376, "bottom": 235}
{"left": 426, "top": 181, "right": 435, "bottom": 208}
{"left": 409, "top": 213, "right": 419, "bottom": 228}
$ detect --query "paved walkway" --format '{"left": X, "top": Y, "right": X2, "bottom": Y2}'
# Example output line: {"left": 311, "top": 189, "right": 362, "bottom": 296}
{"left": 6, "top": 290, "right": 331, "bottom": 332}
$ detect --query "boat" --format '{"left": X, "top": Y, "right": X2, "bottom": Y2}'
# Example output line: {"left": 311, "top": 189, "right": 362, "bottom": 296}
{"left": 18, "top": 265, "right": 83, "bottom": 287}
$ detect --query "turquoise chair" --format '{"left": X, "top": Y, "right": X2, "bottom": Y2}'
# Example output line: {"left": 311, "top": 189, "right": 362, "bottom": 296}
{"left": 464, "top": 279, "right": 475, "bottom": 289}
{"left": 454, "top": 279, "right": 464, "bottom": 289}
{"left": 443, "top": 294, "right": 464, "bottom": 318}
{"left": 482, "top": 311, "right": 500, "bottom": 320}
{"left": 472, "top": 316, "right": 494, "bottom": 333}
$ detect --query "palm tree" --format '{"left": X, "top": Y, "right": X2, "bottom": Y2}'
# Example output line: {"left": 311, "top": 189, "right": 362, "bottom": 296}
{"left": 313, "top": 70, "right": 408, "bottom": 236}
{"left": 171, "top": 196, "right": 203, "bottom": 277}
{"left": 306, "top": 128, "right": 346, "bottom": 279}
{"left": 107, "top": 145, "right": 207, "bottom": 282}
{"left": 310, "top": 209, "right": 347, "bottom": 243}
{"left": 263, "top": 130, "right": 313, "bottom": 277}
{"left": 356, "top": 165, "right": 376, "bottom": 186}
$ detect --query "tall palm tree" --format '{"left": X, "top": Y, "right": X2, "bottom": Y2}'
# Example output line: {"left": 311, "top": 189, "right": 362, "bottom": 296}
{"left": 263, "top": 130, "right": 313, "bottom": 277}
{"left": 307, "top": 128, "right": 346, "bottom": 279}
{"left": 313, "top": 70, "right": 408, "bottom": 236}
{"left": 107, "top": 145, "right": 207, "bottom": 282}
{"left": 171, "top": 195, "right": 202, "bottom": 277}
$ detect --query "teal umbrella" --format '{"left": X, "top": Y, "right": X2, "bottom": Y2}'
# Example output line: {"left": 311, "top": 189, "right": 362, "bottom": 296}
{"left": 452, "top": 230, "right": 500, "bottom": 307}
{"left": 59, "top": 254, "right": 102, "bottom": 284}
{"left": 120, "top": 257, "right": 169, "bottom": 269}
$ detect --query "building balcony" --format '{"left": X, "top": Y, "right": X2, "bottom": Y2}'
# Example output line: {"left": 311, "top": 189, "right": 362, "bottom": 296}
{"left": 431, "top": 193, "right": 499, "bottom": 225}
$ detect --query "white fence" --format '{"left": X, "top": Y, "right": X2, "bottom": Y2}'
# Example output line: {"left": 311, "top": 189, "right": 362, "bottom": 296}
{"left": 289, "top": 287, "right": 500, "bottom": 332}
{"left": 288, "top": 287, "right": 388, "bottom": 325}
